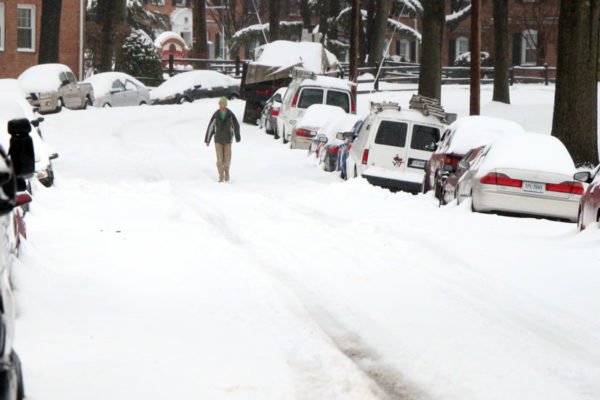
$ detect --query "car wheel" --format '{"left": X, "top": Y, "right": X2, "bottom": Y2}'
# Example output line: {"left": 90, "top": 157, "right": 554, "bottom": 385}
{"left": 83, "top": 96, "right": 93, "bottom": 109}
{"left": 139, "top": 101, "right": 147, "bottom": 106}
{"left": 354, "top": 165, "right": 358, "bottom": 178}
{"left": 55, "top": 98, "right": 63, "bottom": 113}
{"left": 103, "top": 102, "right": 112, "bottom": 108}
{"left": 576, "top": 207, "right": 584, "bottom": 231}
{"left": 470, "top": 190, "right": 476, "bottom": 212}
{"left": 422, "top": 173, "right": 431, "bottom": 194}
{"left": 12, "top": 351, "right": 24, "bottom": 400}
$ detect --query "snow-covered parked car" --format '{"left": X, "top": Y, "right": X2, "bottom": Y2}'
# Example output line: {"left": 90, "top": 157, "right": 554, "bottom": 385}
{"left": 0, "top": 94, "right": 57, "bottom": 187}
{"left": 18, "top": 64, "right": 93, "bottom": 113}
{"left": 83, "top": 72, "right": 151, "bottom": 107}
{"left": 573, "top": 164, "right": 600, "bottom": 230}
{"left": 151, "top": 70, "right": 240, "bottom": 105}
{"left": 424, "top": 115, "right": 525, "bottom": 199}
{"left": 259, "top": 86, "right": 286, "bottom": 136}
{"left": 454, "top": 133, "right": 583, "bottom": 222}
{"left": 309, "top": 113, "right": 360, "bottom": 172}
{"left": 279, "top": 69, "right": 355, "bottom": 145}
{"left": 345, "top": 100, "right": 445, "bottom": 193}
{"left": 291, "top": 104, "right": 348, "bottom": 150}
{"left": 0, "top": 79, "right": 29, "bottom": 101}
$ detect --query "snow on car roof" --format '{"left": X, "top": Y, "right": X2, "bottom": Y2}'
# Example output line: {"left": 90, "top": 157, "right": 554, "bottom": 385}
{"left": 296, "top": 104, "right": 349, "bottom": 132}
{"left": 150, "top": 70, "right": 240, "bottom": 100}
{"left": 253, "top": 40, "right": 338, "bottom": 73}
{"left": 298, "top": 75, "right": 352, "bottom": 92}
{"left": 0, "top": 79, "right": 28, "bottom": 98}
{"left": 375, "top": 107, "right": 445, "bottom": 127}
{"left": 18, "top": 63, "right": 73, "bottom": 93}
{"left": 317, "top": 113, "right": 360, "bottom": 145}
{"left": 446, "top": 115, "right": 525, "bottom": 154}
{"left": 477, "top": 133, "right": 576, "bottom": 177}
{"left": 83, "top": 72, "right": 147, "bottom": 97}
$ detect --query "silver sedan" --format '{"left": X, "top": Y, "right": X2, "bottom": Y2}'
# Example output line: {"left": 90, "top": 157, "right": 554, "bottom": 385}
{"left": 84, "top": 72, "right": 151, "bottom": 107}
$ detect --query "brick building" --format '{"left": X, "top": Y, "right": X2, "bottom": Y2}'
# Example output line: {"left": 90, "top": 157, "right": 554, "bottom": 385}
{"left": 0, "top": 0, "right": 85, "bottom": 79}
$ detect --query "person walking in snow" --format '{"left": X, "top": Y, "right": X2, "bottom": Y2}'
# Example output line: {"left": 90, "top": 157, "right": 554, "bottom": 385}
{"left": 205, "top": 96, "right": 241, "bottom": 182}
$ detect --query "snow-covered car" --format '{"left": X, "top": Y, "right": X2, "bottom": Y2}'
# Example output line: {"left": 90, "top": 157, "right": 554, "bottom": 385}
{"left": 259, "top": 87, "right": 286, "bottom": 136}
{"left": 279, "top": 70, "right": 355, "bottom": 145}
{"left": 151, "top": 70, "right": 240, "bottom": 105}
{"left": 83, "top": 72, "right": 151, "bottom": 107}
{"left": 424, "top": 115, "right": 525, "bottom": 199}
{"left": 0, "top": 80, "right": 29, "bottom": 100}
{"left": 18, "top": 63, "right": 93, "bottom": 113}
{"left": 309, "top": 113, "right": 360, "bottom": 172}
{"left": 291, "top": 104, "right": 348, "bottom": 150}
{"left": 439, "top": 145, "right": 486, "bottom": 206}
{"left": 454, "top": 133, "right": 583, "bottom": 222}
{"left": 0, "top": 94, "right": 57, "bottom": 187}
{"left": 573, "top": 164, "right": 600, "bottom": 230}
{"left": 345, "top": 101, "right": 445, "bottom": 194}
{"left": 337, "top": 119, "right": 364, "bottom": 180}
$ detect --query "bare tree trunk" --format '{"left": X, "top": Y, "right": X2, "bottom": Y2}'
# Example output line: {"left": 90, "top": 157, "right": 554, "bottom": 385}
{"left": 369, "top": 0, "right": 391, "bottom": 67}
{"left": 365, "top": 0, "right": 376, "bottom": 65}
{"left": 328, "top": 0, "right": 340, "bottom": 41}
{"left": 552, "top": 0, "right": 600, "bottom": 166}
{"left": 193, "top": 0, "right": 208, "bottom": 66}
{"left": 492, "top": 0, "right": 510, "bottom": 104}
{"left": 299, "top": 0, "right": 312, "bottom": 30}
{"left": 39, "top": 0, "right": 62, "bottom": 64}
{"left": 318, "top": 0, "right": 329, "bottom": 44}
{"left": 470, "top": 0, "right": 481, "bottom": 115}
{"left": 418, "top": 0, "right": 445, "bottom": 101}
{"left": 269, "top": 0, "right": 280, "bottom": 42}
{"left": 350, "top": 0, "right": 359, "bottom": 100}
{"left": 97, "top": 0, "right": 126, "bottom": 72}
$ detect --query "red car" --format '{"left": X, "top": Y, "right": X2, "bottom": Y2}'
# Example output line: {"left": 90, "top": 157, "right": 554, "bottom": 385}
{"left": 439, "top": 146, "right": 485, "bottom": 206}
{"left": 574, "top": 165, "right": 600, "bottom": 230}
{"left": 423, "top": 116, "right": 525, "bottom": 199}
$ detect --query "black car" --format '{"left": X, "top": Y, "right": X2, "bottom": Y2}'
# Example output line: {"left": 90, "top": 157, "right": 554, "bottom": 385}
{"left": 151, "top": 70, "right": 240, "bottom": 105}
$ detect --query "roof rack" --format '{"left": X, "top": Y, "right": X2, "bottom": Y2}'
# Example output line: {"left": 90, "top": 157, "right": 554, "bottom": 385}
{"left": 290, "top": 67, "right": 317, "bottom": 81}
{"left": 370, "top": 101, "right": 401, "bottom": 113}
{"left": 408, "top": 94, "right": 448, "bottom": 122}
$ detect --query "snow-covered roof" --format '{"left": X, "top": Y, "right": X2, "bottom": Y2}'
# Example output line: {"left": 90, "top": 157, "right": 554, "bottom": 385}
{"left": 18, "top": 63, "right": 73, "bottom": 93}
{"left": 477, "top": 133, "right": 576, "bottom": 177}
{"left": 83, "top": 72, "right": 148, "bottom": 97}
{"left": 446, "top": 116, "right": 525, "bottom": 154}
{"left": 154, "top": 31, "right": 189, "bottom": 49}
{"left": 150, "top": 70, "right": 240, "bottom": 100}
{"left": 253, "top": 40, "right": 339, "bottom": 73}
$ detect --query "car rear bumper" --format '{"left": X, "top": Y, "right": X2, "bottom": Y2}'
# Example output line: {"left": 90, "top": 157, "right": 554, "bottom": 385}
{"left": 291, "top": 135, "right": 312, "bottom": 150}
{"left": 362, "top": 174, "right": 422, "bottom": 194}
{"left": 473, "top": 186, "right": 579, "bottom": 222}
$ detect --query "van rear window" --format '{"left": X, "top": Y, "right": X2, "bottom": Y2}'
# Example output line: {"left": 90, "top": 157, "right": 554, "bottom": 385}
{"left": 326, "top": 90, "right": 350, "bottom": 113}
{"left": 411, "top": 125, "right": 440, "bottom": 151}
{"left": 374, "top": 121, "right": 407, "bottom": 147}
{"left": 298, "top": 88, "right": 324, "bottom": 109}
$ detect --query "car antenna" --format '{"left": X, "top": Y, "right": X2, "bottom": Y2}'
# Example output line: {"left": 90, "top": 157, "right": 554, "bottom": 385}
{"left": 370, "top": 9, "right": 397, "bottom": 96}
{"left": 251, "top": 0, "right": 269, "bottom": 44}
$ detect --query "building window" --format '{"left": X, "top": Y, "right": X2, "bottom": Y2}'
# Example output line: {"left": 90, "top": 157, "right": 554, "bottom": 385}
{"left": 456, "top": 36, "right": 469, "bottom": 58}
{"left": 17, "top": 4, "right": 35, "bottom": 52}
{"left": 399, "top": 39, "right": 410, "bottom": 62}
{"left": 522, "top": 29, "right": 537, "bottom": 65}
{"left": 150, "top": 0, "right": 165, "bottom": 5}
{"left": 0, "top": 3, "right": 4, "bottom": 51}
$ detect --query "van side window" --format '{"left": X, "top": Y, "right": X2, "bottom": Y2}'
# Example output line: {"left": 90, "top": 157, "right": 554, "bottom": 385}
{"left": 326, "top": 90, "right": 349, "bottom": 113}
{"left": 298, "top": 88, "right": 324, "bottom": 109}
{"left": 374, "top": 120, "right": 407, "bottom": 147}
{"left": 411, "top": 125, "right": 440, "bottom": 151}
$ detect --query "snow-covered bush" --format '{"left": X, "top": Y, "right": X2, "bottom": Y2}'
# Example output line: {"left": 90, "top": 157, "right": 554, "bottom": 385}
{"left": 116, "top": 29, "right": 163, "bottom": 81}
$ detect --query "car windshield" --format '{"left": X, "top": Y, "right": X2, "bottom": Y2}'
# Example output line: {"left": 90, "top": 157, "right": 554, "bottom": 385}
{"left": 326, "top": 90, "right": 349, "bottom": 113}
{"left": 411, "top": 124, "right": 440, "bottom": 151}
{"left": 298, "top": 88, "right": 324, "bottom": 109}
{"left": 374, "top": 120, "right": 407, "bottom": 147}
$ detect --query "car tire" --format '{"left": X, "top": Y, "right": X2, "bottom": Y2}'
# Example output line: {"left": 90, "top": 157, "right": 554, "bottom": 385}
{"left": 103, "top": 103, "right": 112, "bottom": 108}
{"left": 12, "top": 351, "right": 24, "bottom": 400}
{"left": 282, "top": 127, "right": 289, "bottom": 144}
{"left": 83, "top": 96, "right": 92, "bottom": 109}
{"left": 354, "top": 165, "right": 358, "bottom": 178}
{"left": 422, "top": 174, "right": 431, "bottom": 194}
{"left": 139, "top": 101, "right": 147, "bottom": 106}
{"left": 470, "top": 190, "right": 476, "bottom": 212}
{"left": 577, "top": 207, "right": 584, "bottom": 231}
{"left": 55, "top": 98, "right": 63, "bottom": 113}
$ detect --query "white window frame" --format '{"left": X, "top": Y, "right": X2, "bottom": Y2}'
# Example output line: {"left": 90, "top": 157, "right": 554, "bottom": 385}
{"left": 456, "top": 36, "right": 469, "bottom": 57}
{"left": 17, "top": 4, "right": 36, "bottom": 52}
{"left": 0, "top": 3, "right": 4, "bottom": 51}
{"left": 521, "top": 29, "right": 538, "bottom": 65}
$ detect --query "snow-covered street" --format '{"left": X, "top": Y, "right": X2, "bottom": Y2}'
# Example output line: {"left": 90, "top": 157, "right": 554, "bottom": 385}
{"left": 12, "top": 86, "right": 600, "bottom": 400}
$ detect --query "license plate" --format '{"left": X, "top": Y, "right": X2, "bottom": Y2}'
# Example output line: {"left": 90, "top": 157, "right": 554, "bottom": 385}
{"left": 408, "top": 158, "right": 426, "bottom": 169}
{"left": 523, "top": 181, "right": 544, "bottom": 193}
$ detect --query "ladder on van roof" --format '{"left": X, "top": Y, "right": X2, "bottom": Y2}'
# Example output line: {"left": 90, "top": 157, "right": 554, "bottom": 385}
{"left": 408, "top": 94, "right": 448, "bottom": 122}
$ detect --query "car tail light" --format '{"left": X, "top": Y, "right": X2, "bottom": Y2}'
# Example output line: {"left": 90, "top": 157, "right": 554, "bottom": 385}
{"left": 331, "top": 147, "right": 339, "bottom": 155}
{"left": 292, "top": 95, "right": 298, "bottom": 107}
{"left": 351, "top": 101, "right": 356, "bottom": 113}
{"left": 271, "top": 109, "right": 279, "bottom": 116}
{"left": 362, "top": 149, "right": 369, "bottom": 165}
{"left": 256, "top": 89, "right": 271, "bottom": 96}
{"left": 348, "top": 143, "right": 353, "bottom": 151}
{"left": 296, "top": 128, "right": 313, "bottom": 137}
{"left": 546, "top": 181, "right": 584, "bottom": 195}
{"left": 480, "top": 172, "right": 522, "bottom": 187}
{"left": 443, "top": 154, "right": 463, "bottom": 171}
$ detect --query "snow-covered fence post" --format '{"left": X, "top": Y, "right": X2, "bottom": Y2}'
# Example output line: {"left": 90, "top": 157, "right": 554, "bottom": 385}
{"left": 544, "top": 63, "right": 549, "bottom": 86}
{"left": 235, "top": 56, "right": 240, "bottom": 77}
{"left": 168, "top": 54, "right": 174, "bottom": 76}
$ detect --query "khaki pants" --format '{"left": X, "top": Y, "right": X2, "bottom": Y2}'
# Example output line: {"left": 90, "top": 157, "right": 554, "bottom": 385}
{"left": 215, "top": 142, "right": 232, "bottom": 181}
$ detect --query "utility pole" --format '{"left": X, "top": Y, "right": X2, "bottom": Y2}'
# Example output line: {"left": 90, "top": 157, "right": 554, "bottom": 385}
{"left": 470, "top": 0, "right": 481, "bottom": 115}
{"left": 350, "top": 0, "right": 359, "bottom": 100}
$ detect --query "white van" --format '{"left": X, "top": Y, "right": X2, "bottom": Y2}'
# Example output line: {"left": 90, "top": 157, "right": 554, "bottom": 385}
{"left": 278, "top": 69, "right": 355, "bottom": 147}
{"left": 345, "top": 100, "right": 446, "bottom": 193}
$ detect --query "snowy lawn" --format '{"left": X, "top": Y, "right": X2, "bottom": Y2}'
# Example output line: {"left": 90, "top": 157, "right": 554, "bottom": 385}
{"left": 12, "top": 84, "right": 600, "bottom": 400}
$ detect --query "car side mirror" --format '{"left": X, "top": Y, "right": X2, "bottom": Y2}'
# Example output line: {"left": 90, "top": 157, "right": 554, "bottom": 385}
{"left": 7, "top": 118, "right": 35, "bottom": 178}
{"left": 62, "top": 79, "right": 70, "bottom": 86}
{"left": 457, "top": 159, "right": 470, "bottom": 170}
{"left": 31, "top": 117, "right": 44, "bottom": 127}
{"left": 574, "top": 171, "right": 592, "bottom": 183}
{"left": 316, "top": 135, "right": 328, "bottom": 144}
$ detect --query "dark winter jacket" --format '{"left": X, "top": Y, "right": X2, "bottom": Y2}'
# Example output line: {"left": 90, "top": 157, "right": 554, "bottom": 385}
{"left": 204, "top": 108, "right": 241, "bottom": 144}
